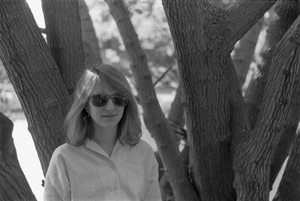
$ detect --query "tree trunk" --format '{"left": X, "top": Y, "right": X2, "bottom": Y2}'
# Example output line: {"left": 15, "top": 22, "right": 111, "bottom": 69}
{"left": 244, "top": 0, "right": 299, "bottom": 128}
{"left": 234, "top": 13, "right": 300, "bottom": 200}
{"left": 79, "top": 0, "right": 102, "bottom": 66}
{"left": 162, "top": 0, "right": 276, "bottom": 200}
{"left": 232, "top": 17, "right": 263, "bottom": 87}
{"left": 0, "top": 113, "right": 36, "bottom": 201}
{"left": 243, "top": 0, "right": 300, "bottom": 189}
{"left": 42, "top": 0, "right": 84, "bottom": 95}
{"left": 162, "top": 2, "right": 237, "bottom": 200}
{"left": 0, "top": 0, "right": 70, "bottom": 174}
{"left": 104, "top": 0, "right": 200, "bottom": 200}
{"left": 273, "top": 134, "right": 300, "bottom": 201}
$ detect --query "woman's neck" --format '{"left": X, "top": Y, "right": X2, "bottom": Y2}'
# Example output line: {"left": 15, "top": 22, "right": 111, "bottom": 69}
{"left": 92, "top": 126, "right": 118, "bottom": 157}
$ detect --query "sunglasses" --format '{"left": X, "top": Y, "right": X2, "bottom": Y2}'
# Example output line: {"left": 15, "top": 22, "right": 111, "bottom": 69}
{"left": 91, "top": 94, "right": 128, "bottom": 107}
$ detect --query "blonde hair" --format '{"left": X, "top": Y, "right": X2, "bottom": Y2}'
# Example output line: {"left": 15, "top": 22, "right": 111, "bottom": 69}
{"left": 64, "top": 64, "right": 142, "bottom": 146}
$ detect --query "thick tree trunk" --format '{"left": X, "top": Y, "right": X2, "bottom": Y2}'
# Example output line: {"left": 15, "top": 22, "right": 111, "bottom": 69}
{"left": 0, "top": 0, "right": 70, "bottom": 174}
{"left": 243, "top": 0, "right": 300, "bottom": 189}
{"left": 234, "top": 13, "right": 300, "bottom": 201}
{"left": 273, "top": 134, "right": 300, "bottom": 201}
{"left": 104, "top": 1, "right": 200, "bottom": 200}
{"left": 79, "top": 0, "right": 102, "bottom": 66}
{"left": 232, "top": 17, "right": 263, "bottom": 87}
{"left": 0, "top": 113, "right": 36, "bottom": 201}
{"left": 42, "top": 0, "right": 84, "bottom": 95}
{"left": 162, "top": 2, "right": 237, "bottom": 200}
{"left": 162, "top": 0, "right": 276, "bottom": 200}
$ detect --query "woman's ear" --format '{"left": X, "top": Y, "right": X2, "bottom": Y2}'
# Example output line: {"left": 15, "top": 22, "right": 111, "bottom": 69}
{"left": 84, "top": 104, "right": 89, "bottom": 113}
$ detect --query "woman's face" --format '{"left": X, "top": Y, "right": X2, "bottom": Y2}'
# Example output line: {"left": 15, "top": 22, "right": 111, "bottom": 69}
{"left": 86, "top": 81, "right": 126, "bottom": 131}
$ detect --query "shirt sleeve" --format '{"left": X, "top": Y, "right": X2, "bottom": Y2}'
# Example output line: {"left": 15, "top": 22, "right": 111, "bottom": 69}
{"left": 43, "top": 152, "right": 71, "bottom": 201}
{"left": 143, "top": 151, "right": 162, "bottom": 201}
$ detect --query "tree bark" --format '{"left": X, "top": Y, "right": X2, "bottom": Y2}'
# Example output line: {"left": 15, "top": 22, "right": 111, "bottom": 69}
{"left": 0, "top": 0, "right": 70, "bottom": 174}
{"left": 244, "top": 0, "right": 299, "bottom": 128}
{"left": 162, "top": 0, "right": 276, "bottom": 200}
{"left": 79, "top": 0, "right": 102, "bottom": 66}
{"left": 0, "top": 113, "right": 37, "bottom": 201}
{"left": 243, "top": 0, "right": 300, "bottom": 189}
{"left": 273, "top": 134, "right": 300, "bottom": 201}
{"left": 42, "top": 0, "right": 85, "bottom": 95}
{"left": 233, "top": 13, "right": 300, "bottom": 201}
{"left": 104, "top": 0, "right": 200, "bottom": 200}
{"left": 162, "top": 1, "right": 235, "bottom": 200}
{"left": 232, "top": 17, "right": 263, "bottom": 87}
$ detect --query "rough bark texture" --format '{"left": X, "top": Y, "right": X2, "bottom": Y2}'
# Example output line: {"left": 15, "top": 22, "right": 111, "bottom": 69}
{"left": 226, "top": 58, "right": 251, "bottom": 153}
{"left": 42, "top": 0, "right": 84, "bottom": 95}
{"left": 0, "top": 113, "right": 36, "bottom": 201}
{"left": 79, "top": 0, "right": 102, "bottom": 66}
{"left": 232, "top": 18, "right": 263, "bottom": 87}
{"left": 104, "top": 1, "right": 200, "bottom": 200}
{"left": 0, "top": 0, "right": 70, "bottom": 174}
{"left": 273, "top": 134, "right": 300, "bottom": 201}
{"left": 162, "top": 0, "right": 276, "bottom": 200}
{"left": 243, "top": 0, "right": 300, "bottom": 189}
{"left": 162, "top": 1, "right": 236, "bottom": 201}
{"left": 234, "top": 13, "right": 300, "bottom": 201}
{"left": 244, "top": 0, "right": 299, "bottom": 129}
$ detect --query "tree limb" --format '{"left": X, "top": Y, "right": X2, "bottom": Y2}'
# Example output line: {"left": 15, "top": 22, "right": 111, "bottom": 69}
{"left": 0, "top": 0, "right": 70, "bottom": 174}
{"left": 42, "top": 0, "right": 85, "bottom": 95}
{"left": 242, "top": 0, "right": 300, "bottom": 188}
{"left": 227, "top": 0, "right": 277, "bottom": 48}
{"left": 234, "top": 13, "right": 300, "bottom": 200}
{"left": 273, "top": 133, "right": 300, "bottom": 201}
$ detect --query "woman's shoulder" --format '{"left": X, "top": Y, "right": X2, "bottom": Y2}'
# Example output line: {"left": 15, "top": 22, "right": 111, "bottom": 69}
{"left": 132, "top": 139, "right": 155, "bottom": 153}
{"left": 51, "top": 143, "right": 79, "bottom": 158}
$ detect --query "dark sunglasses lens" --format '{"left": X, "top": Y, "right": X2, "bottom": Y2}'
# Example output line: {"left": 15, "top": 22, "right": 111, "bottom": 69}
{"left": 92, "top": 95, "right": 108, "bottom": 107}
{"left": 112, "top": 95, "right": 128, "bottom": 106}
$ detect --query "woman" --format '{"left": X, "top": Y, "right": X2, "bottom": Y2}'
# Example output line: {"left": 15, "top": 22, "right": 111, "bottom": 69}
{"left": 44, "top": 64, "right": 161, "bottom": 201}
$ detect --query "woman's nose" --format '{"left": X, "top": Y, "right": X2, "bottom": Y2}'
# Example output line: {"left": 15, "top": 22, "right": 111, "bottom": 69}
{"left": 105, "top": 98, "right": 115, "bottom": 110}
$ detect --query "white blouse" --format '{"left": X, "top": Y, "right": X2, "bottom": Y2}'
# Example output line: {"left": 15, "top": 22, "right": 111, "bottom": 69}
{"left": 43, "top": 138, "right": 161, "bottom": 201}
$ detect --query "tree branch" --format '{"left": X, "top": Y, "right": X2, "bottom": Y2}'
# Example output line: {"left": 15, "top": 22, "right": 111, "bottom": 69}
{"left": 227, "top": 0, "right": 277, "bottom": 48}
{"left": 273, "top": 133, "right": 300, "bottom": 201}
{"left": 41, "top": 0, "right": 85, "bottom": 95}
{"left": 0, "top": 0, "right": 70, "bottom": 174}
{"left": 242, "top": 0, "right": 300, "bottom": 188}
{"left": 234, "top": 13, "right": 300, "bottom": 200}
{"left": 153, "top": 64, "right": 174, "bottom": 87}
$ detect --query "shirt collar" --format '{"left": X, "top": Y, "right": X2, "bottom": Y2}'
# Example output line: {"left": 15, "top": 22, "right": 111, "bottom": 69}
{"left": 84, "top": 138, "right": 121, "bottom": 158}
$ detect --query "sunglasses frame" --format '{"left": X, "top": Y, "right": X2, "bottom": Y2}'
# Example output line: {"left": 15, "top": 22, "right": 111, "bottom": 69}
{"left": 91, "top": 93, "right": 128, "bottom": 107}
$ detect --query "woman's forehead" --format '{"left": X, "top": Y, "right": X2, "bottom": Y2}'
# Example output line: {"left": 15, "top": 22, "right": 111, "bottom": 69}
{"left": 91, "top": 79, "right": 117, "bottom": 95}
